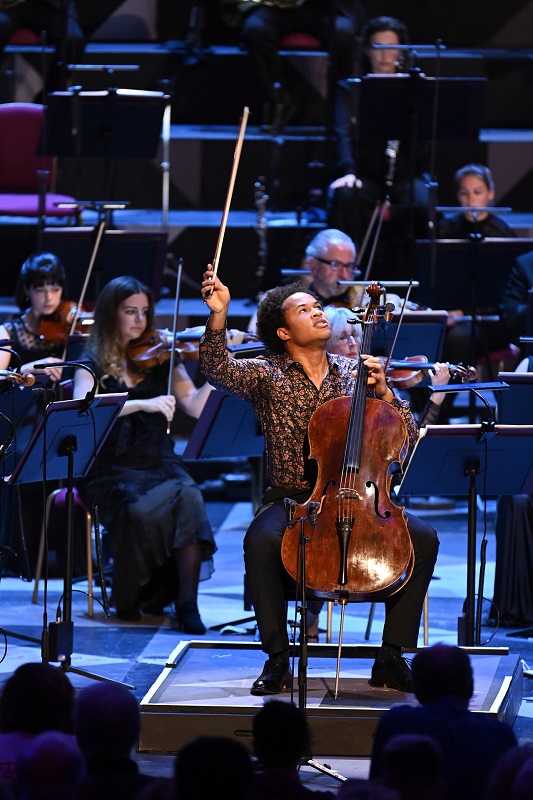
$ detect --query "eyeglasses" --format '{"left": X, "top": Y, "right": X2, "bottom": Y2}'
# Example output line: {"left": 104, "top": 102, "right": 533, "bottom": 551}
{"left": 314, "top": 257, "right": 360, "bottom": 276}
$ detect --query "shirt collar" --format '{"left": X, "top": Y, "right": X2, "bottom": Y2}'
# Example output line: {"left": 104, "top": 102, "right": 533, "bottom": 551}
{"left": 268, "top": 351, "right": 343, "bottom": 374}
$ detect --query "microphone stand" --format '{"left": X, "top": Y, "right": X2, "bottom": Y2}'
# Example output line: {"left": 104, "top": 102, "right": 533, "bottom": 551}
{"left": 354, "top": 139, "right": 400, "bottom": 302}
{"left": 4, "top": 361, "right": 133, "bottom": 686}
{"left": 284, "top": 498, "right": 346, "bottom": 783}
{"left": 430, "top": 382, "right": 506, "bottom": 645}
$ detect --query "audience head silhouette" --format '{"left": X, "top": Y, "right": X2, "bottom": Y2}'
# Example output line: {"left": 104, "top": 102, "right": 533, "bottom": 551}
{"left": 252, "top": 700, "right": 312, "bottom": 768}
{"left": 74, "top": 682, "right": 140, "bottom": 758}
{"left": 488, "top": 744, "right": 533, "bottom": 800}
{"left": 174, "top": 736, "right": 252, "bottom": 800}
{"left": 411, "top": 643, "right": 473, "bottom": 705}
{"left": 16, "top": 731, "right": 85, "bottom": 800}
{"left": 0, "top": 663, "right": 74, "bottom": 734}
{"left": 379, "top": 733, "right": 444, "bottom": 799}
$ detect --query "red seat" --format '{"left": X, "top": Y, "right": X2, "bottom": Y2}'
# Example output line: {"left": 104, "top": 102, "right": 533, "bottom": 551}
{"left": 0, "top": 102, "right": 80, "bottom": 221}
{"left": 280, "top": 32, "right": 322, "bottom": 49}
{"left": 8, "top": 28, "right": 41, "bottom": 46}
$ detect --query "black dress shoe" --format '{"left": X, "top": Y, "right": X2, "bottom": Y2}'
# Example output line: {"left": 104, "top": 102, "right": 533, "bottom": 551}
{"left": 369, "top": 648, "right": 414, "bottom": 693}
{"left": 250, "top": 653, "right": 292, "bottom": 696}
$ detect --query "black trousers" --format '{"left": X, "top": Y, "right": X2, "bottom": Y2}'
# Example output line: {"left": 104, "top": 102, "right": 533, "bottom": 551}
{"left": 244, "top": 496, "right": 439, "bottom": 655}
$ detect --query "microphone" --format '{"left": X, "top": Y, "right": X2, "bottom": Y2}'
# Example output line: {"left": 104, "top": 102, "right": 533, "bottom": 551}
{"left": 307, "top": 501, "right": 320, "bottom": 528}
{"left": 385, "top": 140, "right": 400, "bottom": 187}
{"left": 284, "top": 497, "right": 296, "bottom": 525}
{"left": 33, "top": 361, "right": 97, "bottom": 409}
{"left": 0, "top": 339, "right": 15, "bottom": 347}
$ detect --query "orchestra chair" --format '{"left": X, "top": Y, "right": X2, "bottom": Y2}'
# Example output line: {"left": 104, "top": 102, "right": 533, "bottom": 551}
{"left": 0, "top": 102, "right": 80, "bottom": 221}
{"left": 365, "top": 594, "right": 429, "bottom": 646}
{"left": 31, "top": 486, "right": 97, "bottom": 617}
{"left": 475, "top": 343, "right": 521, "bottom": 382}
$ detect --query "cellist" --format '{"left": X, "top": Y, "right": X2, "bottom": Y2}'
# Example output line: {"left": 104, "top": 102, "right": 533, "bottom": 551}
{"left": 200, "top": 267, "right": 440, "bottom": 696}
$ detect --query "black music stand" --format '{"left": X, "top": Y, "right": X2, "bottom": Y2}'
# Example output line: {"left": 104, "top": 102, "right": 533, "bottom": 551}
{"left": 45, "top": 89, "right": 169, "bottom": 200}
{"left": 355, "top": 75, "right": 486, "bottom": 144}
{"left": 497, "top": 372, "right": 533, "bottom": 424}
{"left": 42, "top": 227, "right": 168, "bottom": 303}
{"left": 398, "top": 422, "right": 533, "bottom": 647}
{"left": 348, "top": 75, "right": 486, "bottom": 274}
{"left": 3, "top": 393, "right": 129, "bottom": 685}
{"left": 184, "top": 390, "right": 265, "bottom": 632}
{"left": 370, "top": 310, "right": 448, "bottom": 362}
{"left": 414, "top": 238, "right": 533, "bottom": 314}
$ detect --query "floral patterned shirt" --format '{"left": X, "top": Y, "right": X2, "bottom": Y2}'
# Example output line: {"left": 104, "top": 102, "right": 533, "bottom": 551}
{"left": 200, "top": 326, "right": 419, "bottom": 492}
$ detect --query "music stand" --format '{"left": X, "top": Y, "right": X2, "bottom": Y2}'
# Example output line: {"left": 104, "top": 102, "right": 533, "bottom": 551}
{"left": 497, "top": 372, "right": 533, "bottom": 424}
{"left": 354, "top": 75, "right": 486, "bottom": 144}
{"left": 42, "top": 227, "right": 168, "bottom": 303}
{"left": 184, "top": 390, "right": 265, "bottom": 632}
{"left": 45, "top": 89, "right": 169, "bottom": 200}
{"left": 3, "top": 393, "right": 130, "bottom": 685}
{"left": 414, "top": 238, "right": 533, "bottom": 313}
{"left": 398, "top": 422, "right": 533, "bottom": 646}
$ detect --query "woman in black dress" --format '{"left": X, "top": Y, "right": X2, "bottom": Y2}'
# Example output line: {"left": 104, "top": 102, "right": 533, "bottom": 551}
{"left": 0, "top": 252, "right": 70, "bottom": 577}
{"left": 73, "top": 276, "right": 216, "bottom": 632}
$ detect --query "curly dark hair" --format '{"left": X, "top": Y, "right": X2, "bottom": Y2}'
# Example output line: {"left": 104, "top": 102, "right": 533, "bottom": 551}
{"left": 256, "top": 281, "right": 318, "bottom": 354}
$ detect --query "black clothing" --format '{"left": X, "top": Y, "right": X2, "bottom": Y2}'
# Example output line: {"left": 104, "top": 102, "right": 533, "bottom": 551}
{"left": 328, "top": 78, "right": 430, "bottom": 277}
{"left": 0, "top": 316, "right": 62, "bottom": 578}
{"left": 245, "top": 497, "right": 438, "bottom": 655}
{"left": 370, "top": 696, "right": 516, "bottom": 800}
{"left": 80, "top": 755, "right": 166, "bottom": 800}
{"left": 491, "top": 355, "right": 533, "bottom": 627}
{"left": 500, "top": 248, "right": 533, "bottom": 345}
{"left": 437, "top": 212, "right": 516, "bottom": 240}
{"left": 76, "top": 355, "right": 215, "bottom": 614}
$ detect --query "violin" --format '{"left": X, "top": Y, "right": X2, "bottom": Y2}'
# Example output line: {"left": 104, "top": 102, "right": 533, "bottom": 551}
{"left": 384, "top": 355, "right": 477, "bottom": 390}
{"left": 37, "top": 300, "right": 92, "bottom": 346}
{"left": 128, "top": 327, "right": 260, "bottom": 369}
{"left": 128, "top": 328, "right": 201, "bottom": 368}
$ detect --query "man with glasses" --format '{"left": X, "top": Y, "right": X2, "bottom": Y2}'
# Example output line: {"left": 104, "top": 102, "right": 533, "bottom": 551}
{"left": 305, "top": 228, "right": 361, "bottom": 308}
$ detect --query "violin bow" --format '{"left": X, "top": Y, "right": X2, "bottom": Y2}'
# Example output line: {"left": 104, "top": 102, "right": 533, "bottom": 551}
{"left": 383, "top": 280, "right": 415, "bottom": 373}
{"left": 208, "top": 106, "right": 249, "bottom": 292}
{"left": 167, "top": 257, "right": 183, "bottom": 396}
{"left": 61, "top": 216, "right": 107, "bottom": 360}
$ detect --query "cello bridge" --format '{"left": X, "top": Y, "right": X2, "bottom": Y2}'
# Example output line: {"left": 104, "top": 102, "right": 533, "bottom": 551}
{"left": 336, "top": 488, "right": 360, "bottom": 501}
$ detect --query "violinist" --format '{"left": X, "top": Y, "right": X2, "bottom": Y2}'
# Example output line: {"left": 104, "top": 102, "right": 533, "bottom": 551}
{"left": 0, "top": 251, "right": 69, "bottom": 383}
{"left": 73, "top": 276, "right": 216, "bottom": 629}
{"left": 200, "top": 269, "right": 439, "bottom": 695}
{"left": 304, "top": 229, "right": 361, "bottom": 309}
{"left": 0, "top": 252, "right": 72, "bottom": 579}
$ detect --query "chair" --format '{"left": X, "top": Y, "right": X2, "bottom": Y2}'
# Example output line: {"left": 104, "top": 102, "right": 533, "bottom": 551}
{"left": 365, "top": 595, "right": 430, "bottom": 646}
{"left": 32, "top": 487, "right": 96, "bottom": 617}
{"left": 0, "top": 102, "right": 80, "bottom": 220}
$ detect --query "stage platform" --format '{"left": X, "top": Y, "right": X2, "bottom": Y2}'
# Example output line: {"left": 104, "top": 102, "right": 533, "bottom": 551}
{"left": 139, "top": 640, "right": 522, "bottom": 757}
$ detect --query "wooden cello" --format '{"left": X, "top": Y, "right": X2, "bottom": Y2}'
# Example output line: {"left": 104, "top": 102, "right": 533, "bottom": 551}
{"left": 281, "top": 283, "right": 414, "bottom": 644}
